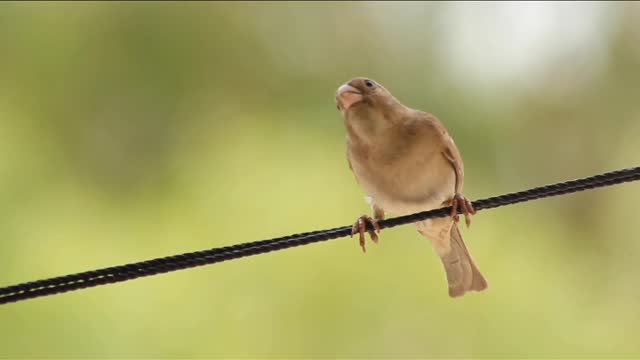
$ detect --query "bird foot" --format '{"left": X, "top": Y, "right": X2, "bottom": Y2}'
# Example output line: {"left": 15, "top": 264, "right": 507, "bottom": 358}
{"left": 351, "top": 215, "right": 381, "bottom": 253}
{"left": 450, "top": 193, "right": 477, "bottom": 228}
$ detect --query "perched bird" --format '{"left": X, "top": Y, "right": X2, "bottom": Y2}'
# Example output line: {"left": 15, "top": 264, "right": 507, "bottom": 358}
{"left": 335, "top": 77, "right": 488, "bottom": 297}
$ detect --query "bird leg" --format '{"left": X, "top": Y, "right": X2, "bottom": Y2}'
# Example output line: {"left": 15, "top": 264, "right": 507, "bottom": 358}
{"left": 449, "top": 193, "right": 477, "bottom": 228}
{"left": 351, "top": 215, "right": 381, "bottom": 253}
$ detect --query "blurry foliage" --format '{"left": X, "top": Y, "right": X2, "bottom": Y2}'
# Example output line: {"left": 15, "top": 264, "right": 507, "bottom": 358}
{"left": 0, "top": 2, "right": 639, "bottom": 358}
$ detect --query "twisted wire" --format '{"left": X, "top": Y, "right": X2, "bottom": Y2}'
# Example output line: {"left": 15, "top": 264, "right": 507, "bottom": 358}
{"left": 1, "top": 166, "right": 638, "bottom": 305}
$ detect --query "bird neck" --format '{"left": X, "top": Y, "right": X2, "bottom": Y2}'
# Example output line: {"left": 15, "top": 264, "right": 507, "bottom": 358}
{"left": 344, "top": 100, "right": 408, "bottom": 145}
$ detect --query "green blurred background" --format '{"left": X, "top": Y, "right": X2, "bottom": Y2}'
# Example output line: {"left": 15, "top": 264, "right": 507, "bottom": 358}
{"left": 1, "top": 1, "right": 639, "bottom": 358}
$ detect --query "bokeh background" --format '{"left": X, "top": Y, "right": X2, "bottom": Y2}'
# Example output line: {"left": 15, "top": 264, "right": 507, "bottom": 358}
{"left": 1, "top": 1, "right": 639, "bottom": 358}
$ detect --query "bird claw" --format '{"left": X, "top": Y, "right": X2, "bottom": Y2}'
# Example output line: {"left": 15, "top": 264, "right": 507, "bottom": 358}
{"left": 350, "top": 215, "right": 381, "bottom": 253}
{"left": 450, "top": 193, "right": 476, "bottom": 228}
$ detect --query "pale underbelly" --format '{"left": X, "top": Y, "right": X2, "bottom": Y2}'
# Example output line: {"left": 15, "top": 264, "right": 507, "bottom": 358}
{"left": 353, "top": 160, "right": 456, "bottom": 217}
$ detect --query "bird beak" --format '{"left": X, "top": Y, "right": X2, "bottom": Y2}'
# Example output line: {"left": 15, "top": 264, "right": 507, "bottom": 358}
{"left": 336, "top": 84, "right": 362, "bottom": 111}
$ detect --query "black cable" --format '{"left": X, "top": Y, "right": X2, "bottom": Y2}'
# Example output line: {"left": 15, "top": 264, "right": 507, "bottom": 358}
{"left": 1, "top": 166, "right": 639, "bottom": 305}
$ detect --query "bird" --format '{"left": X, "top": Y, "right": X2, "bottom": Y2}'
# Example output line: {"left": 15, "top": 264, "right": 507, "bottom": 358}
{"left": 334, "top": 77, "right": 488, "bottom": 298}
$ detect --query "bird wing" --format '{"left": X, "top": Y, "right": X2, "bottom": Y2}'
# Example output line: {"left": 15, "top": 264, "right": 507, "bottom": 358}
{"left": 414, "top": 111, "right": 465, "bottom": 193}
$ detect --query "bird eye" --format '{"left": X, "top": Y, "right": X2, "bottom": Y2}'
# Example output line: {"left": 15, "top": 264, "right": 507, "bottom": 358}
{"left": 364, "top": 80, "right": 374, "bottom": 88}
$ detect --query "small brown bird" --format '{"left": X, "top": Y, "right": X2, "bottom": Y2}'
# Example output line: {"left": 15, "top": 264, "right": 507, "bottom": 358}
{"left": 335, "top": 77, "right": 488, "bottom": 297}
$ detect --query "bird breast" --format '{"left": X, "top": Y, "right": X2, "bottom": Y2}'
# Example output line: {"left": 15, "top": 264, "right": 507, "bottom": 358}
{"left": 348, "top": 134, "right": 456, "bottom": 216}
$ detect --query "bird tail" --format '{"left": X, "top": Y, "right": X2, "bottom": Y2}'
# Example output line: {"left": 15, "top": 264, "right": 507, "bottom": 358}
{"left": 439, "top": 223, "right": 488, "bottom": 297}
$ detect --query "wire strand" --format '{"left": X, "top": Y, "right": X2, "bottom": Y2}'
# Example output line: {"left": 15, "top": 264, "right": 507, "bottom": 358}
{"left": 1, "top": 166, "right": 638, "bottom": 305}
